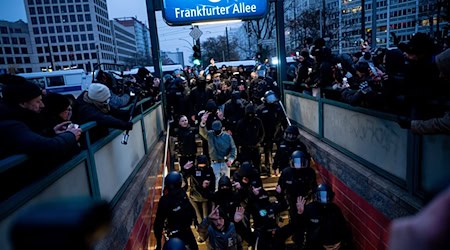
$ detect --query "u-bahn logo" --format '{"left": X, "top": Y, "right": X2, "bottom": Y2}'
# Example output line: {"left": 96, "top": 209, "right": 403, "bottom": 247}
{"left": 208, "top": 0, "right": 222, "bottom": 3}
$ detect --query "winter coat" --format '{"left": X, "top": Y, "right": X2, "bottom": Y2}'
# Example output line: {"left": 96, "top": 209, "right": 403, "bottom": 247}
{"left": 198, "top": 219, "right": 242, "bottom": 250}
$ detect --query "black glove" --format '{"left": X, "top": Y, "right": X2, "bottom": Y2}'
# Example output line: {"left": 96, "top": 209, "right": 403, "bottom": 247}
{"left": 397, "top": 117, "right": 411, "bottom": 129}
{"left": 359, "top": 81, "right": 372, "bottom": 94}
{"left": 125, "top": 121, "right": 133, "bottom": 131}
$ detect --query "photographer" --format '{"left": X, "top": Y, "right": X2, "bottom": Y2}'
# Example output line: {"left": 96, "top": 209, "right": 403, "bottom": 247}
{"left": 72, "top": 83, "right": 133, "bottom": 145}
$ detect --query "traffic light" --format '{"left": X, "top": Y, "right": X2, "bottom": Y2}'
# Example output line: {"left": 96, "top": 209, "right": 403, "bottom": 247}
{"left": 192, "top": 44, "right": 201, "bottom": 65}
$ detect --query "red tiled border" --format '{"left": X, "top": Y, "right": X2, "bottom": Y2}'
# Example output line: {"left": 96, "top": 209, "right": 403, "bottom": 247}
{"left": 315, "top": 163, "right": 391, "bottom": 250}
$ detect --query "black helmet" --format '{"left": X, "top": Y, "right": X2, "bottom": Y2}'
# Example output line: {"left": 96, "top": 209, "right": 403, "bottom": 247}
{"left": 284, "top": 125, "right": 299, "bottom": 142}
{"left": 264, "top": 90, "right": 278, "bottom": 103}
{"left": 163, "top": 238, "right": 186, "bottom": 250}
{"left": 315, "top": 184, "right": 334, "bottom": 204}
{"left": 164, "top": 171, "right": 182, "bottom": 191}
{"left": 291, "top": 150, "right": 310, "bottom": 169}
{"left": 238, "top": 161, "right": 254, "bottom": 178}
{"left": 197, "top": 155, "right": 208, "bottom": 166}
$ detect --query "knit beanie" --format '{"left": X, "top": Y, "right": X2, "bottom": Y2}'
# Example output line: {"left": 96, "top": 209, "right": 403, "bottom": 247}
{"left": 435, "top": 48, "right": 450, "bottom": 79}
{"left": 43, "top": 92, "right": 70, "bottom": 115}
{"left": 88, "top": 83, "right": 111, "bottom": 102}
{"left": 2, "top": 78, "right": 42, "bottom": 105}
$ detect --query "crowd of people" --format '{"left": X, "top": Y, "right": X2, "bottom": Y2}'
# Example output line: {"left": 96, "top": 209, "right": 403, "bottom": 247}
{"left": 1, "top": 31, "right": 449, "bottom": 249}
{"left": 293, "top": 33, "right": 450, "bottom": 134}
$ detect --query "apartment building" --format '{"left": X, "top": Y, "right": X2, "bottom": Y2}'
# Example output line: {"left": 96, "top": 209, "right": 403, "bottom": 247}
{"left": 0, "top": 20, "right": 35, "bottom": 73}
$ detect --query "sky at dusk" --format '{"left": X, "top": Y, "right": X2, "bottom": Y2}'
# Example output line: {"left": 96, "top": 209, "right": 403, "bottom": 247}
{"left": 0, "top": 0, "right": 242, "bottom": 65}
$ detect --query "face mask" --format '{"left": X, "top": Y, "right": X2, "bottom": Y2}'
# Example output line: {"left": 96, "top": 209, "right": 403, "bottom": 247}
{"left": 214, "top": 130, "right": 222, "bottom": 136}
{"left": 246, "top": 113, "right": 255, "bottom": 118}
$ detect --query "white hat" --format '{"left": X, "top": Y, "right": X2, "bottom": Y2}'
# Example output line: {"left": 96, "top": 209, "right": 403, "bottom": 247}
{"left": 88, "top": 84, "right": 111, "bottom": 102}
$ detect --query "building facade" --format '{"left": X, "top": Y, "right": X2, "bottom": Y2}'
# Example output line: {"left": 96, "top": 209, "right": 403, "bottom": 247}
{"left": 110, "top": 19, "right": 137, "bottom": 66}
{"left": 115, "top": 17, "right": 152, "bottom": 64}
{"left": 0, "top": 20, "right": 35, "bottom": 74}
{"left": 24, "top": 0, "right": 115, "bottom": 72}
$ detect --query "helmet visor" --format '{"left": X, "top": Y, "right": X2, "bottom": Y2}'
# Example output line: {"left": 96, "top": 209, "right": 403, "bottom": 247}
{"left": 293, "top": 157, "right": 309, "bottom": 169}
{"left": 318, "top": 191, "right": 328, "bottom": 203}
{"left": 265, "top": 93, "right": 278, "bottom": 103}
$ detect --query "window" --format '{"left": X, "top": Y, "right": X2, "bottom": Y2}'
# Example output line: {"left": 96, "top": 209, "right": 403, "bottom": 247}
{"left": 73, "top": 34, "right": 79, "bottom": 42}
{"left": 19, "top": 38, "right": 26, "bottom": 44}
{"left": 64, "top": 26, "right": 70, "bottom": 32}
{"left": 33, "top": 27, "right": 39, "bottom": 34}
{"left": 84, "top": 53, "right": 90, "bottom": 59}
{"left": 58, "top": 35, "right": 64, "bottom": 42}
{"left": 91, "top": 53, "right": 97, "bottom": 59}
{"left": 47, "top": 76, "right": 64, "bottom": 87}
{"left": 11, "top": 38, "right": 18, "bottom": 44}
{"left": 61, "top": 54, "right": 67, "bottom": 61}
{"left": 31, "top": 17, "right": 37, "bottom": 24}
{"left": 61, "top": 6, "right": 67, "bottom": 13}
{"left": 7, "top": 57, "right": 14, "bottom": 64}
{"left": 29, "top": 7, "right": 36, "bottom": 15}
{"left": 70, "top": 15, "right": 76, "bottom": 22}
{"left": 68, "top": 5, "right": 75, "bottom": 13}
{"left": 53, "top": 6, "right": 59, "bottom": 13}
{"left": 15, "top": 57, "right": 22, "bottom": 64}
{"left": 39, "top": 16, "right": 45, "bottom": 24}
{"left": 42, "top": 37, "right": 48, "bottom": 43}
{"left": 60, "top": 45, "right": 66, "bottom": 51}
{"left": 0, "top": 58, "right": 4, "bottom": 64}
{"left": 79, "top": 24, "right": 85, "bottom": 31}
{"left": 46, "top": 16, "right": 53, "bottom": 24}
{"left": 0, "top": 47, "right": 2, "bottom": 54}
{"left": 37, "top": 7, "right": 43, "bottom": 14}
{"left": 76, "top": 5, "right": 82, "bottom": 12}
{"left": 28, "top": 0, "right": 34, "bottom": 5}
{"left": 80, "top": 34, "right": 86, "bottom": 41}
{"left": 45, "top": 6, "right": 51, "bottom": 14}
{"left": 88, "top": 34, "right": 94, "bottom": 40}
{"left": 86, "top": 24, "right": 92, "bottom": 31}
{"left": 76, "top": 54, "right": 82, "bottom": 60}
{"left": 89, "top": 43, "right": 95, "bottom": 50}
{"left": 26, "top": 67, "right": 32, "bottom": 72}
{"left": 65, "top": 35, "right": 72, "bottom": 42}
{"left": 74, "top": 44, "right": 80, "bottom": 50}
{"left": 39, "top": 56, "right": 45, "bottom": 63}
{"left": 21, "top": 47, "right": 28, "bottom": 54}
{"left": 49, "top": 27, "right": 55, "bottom": 33}
{"left": 62, "top": 15, "right": 68, "bottom": 23}
{"left": 54, "top": 16, "right": 61, "bottom": 23}
{"left": 77, "top": 14, "right": 84, "bottom": 22}
{"left": 83, "top": 4, "right": 89, "bottom": 11}
{"left": 13, "top": 48, "right": 20, "bottom": 54}
{"left": 85, "top": 14, "right": 91, "bottom": 21}
{"left": 52, "top": 46, "right": 58, "bottom": 52}
{"left": 2, "top": 37, "right": 10, "bottom": 44}
{"left": 4, "top": 47, "right": 12, "bottom": 54}
{"left": 54, "top": 55, "right": 60, "bottom": 62}
{"left": 56, "top": 26, "right": 62, "bottom": 33}
{"left": 40, "top": 27, "right": 47, "bottom": 34}
{"left": 82, "top": 43, "right": 88, "bottom": 50}
{"left": 35, "top": 37, "right": 41, "bottom": 44}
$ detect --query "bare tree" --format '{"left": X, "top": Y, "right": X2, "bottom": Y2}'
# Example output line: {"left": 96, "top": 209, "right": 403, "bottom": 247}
{"left": 246, "top": 2, "right": 277, "bottom": 58}
{"left": 201, "top": 36, "right": 240, "bottom": 62}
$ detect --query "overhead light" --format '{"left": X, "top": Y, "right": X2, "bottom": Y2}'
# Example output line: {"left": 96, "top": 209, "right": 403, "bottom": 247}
{"left": 193, "top": 19, "right": 242, "bottom": 26}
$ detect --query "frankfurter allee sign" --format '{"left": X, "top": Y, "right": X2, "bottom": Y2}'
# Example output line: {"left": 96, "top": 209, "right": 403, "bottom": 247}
{"left": 162, "top": 0, "right": 269, "bottom": 26}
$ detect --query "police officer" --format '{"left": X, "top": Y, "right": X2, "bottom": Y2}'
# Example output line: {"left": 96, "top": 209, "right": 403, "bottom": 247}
{"left": 273, "top": 125, "right": 308, "bottom": 174}
{"left": 247, "top": 181, "right": 289, "bottom": 250}
{"left": 293, "top": 184, "right": 352, "bottom": 250}
{"left": 234, "top": 103, "right": 265, "bottom": 172}
{"left": 276, "top": 150, "right": 317, "bottom": 221}
{"left": 256, "top": 90, "right": 287, "bottom": 173}
{"left": 153, "top": 171, "right": 198, "bottom": 250}
{"left": 182, "top": 155, "right": 216, "bottom": 224}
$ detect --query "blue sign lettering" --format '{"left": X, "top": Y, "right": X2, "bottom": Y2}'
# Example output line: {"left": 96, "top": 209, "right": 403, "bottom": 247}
{"left": 162, "top": 0, "right": 269, "bottom": 26}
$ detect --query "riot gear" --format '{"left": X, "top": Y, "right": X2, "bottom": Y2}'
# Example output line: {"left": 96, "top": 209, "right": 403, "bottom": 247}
{"left": 264, "top": 90, "right": 278, "bottom": 104}
{"left": 291, "top": 150, "right": 310, "bottom": 169}
{"left": 284, "top": 125, "right": 300, "bottom": 142}
{"left": 196, "top": 155, "right": 208, "bottom": 166}
{"left": 165, "top": 171, "right": 182, "bottom": 192}
{"left": 315, "top": 184, "right": 335, "bottom": 204}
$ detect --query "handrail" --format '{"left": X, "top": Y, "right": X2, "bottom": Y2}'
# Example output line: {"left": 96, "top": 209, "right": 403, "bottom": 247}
{"left": 161, "top": 120, "right": 171, "bottom": 192}
{"left": 0, "top": 98, "right": 162, "bottom": 221}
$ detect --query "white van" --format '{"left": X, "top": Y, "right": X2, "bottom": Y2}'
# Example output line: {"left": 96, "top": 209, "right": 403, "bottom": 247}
{"left": 18, "top": 69, "right": 91, "bottom": 97}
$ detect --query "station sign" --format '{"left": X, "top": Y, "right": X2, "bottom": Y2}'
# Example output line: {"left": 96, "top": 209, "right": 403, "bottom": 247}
{"left": 162, "top": 0, "right": 269, "bottom": 26}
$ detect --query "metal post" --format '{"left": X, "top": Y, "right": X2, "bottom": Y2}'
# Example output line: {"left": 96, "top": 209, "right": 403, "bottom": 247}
{"left": 275, "top": 0, "right": 287, "bottom": 101}
{"left": 361, "top": 0, "right": 366, "bottom": 40}
{"left": 371, "top": 0, "right": 377, "bottom": 47}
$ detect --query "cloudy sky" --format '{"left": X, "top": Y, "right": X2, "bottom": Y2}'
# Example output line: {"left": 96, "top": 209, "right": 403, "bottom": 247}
{"left": 0, "top": 0, "right": 242, "bottom": 65}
